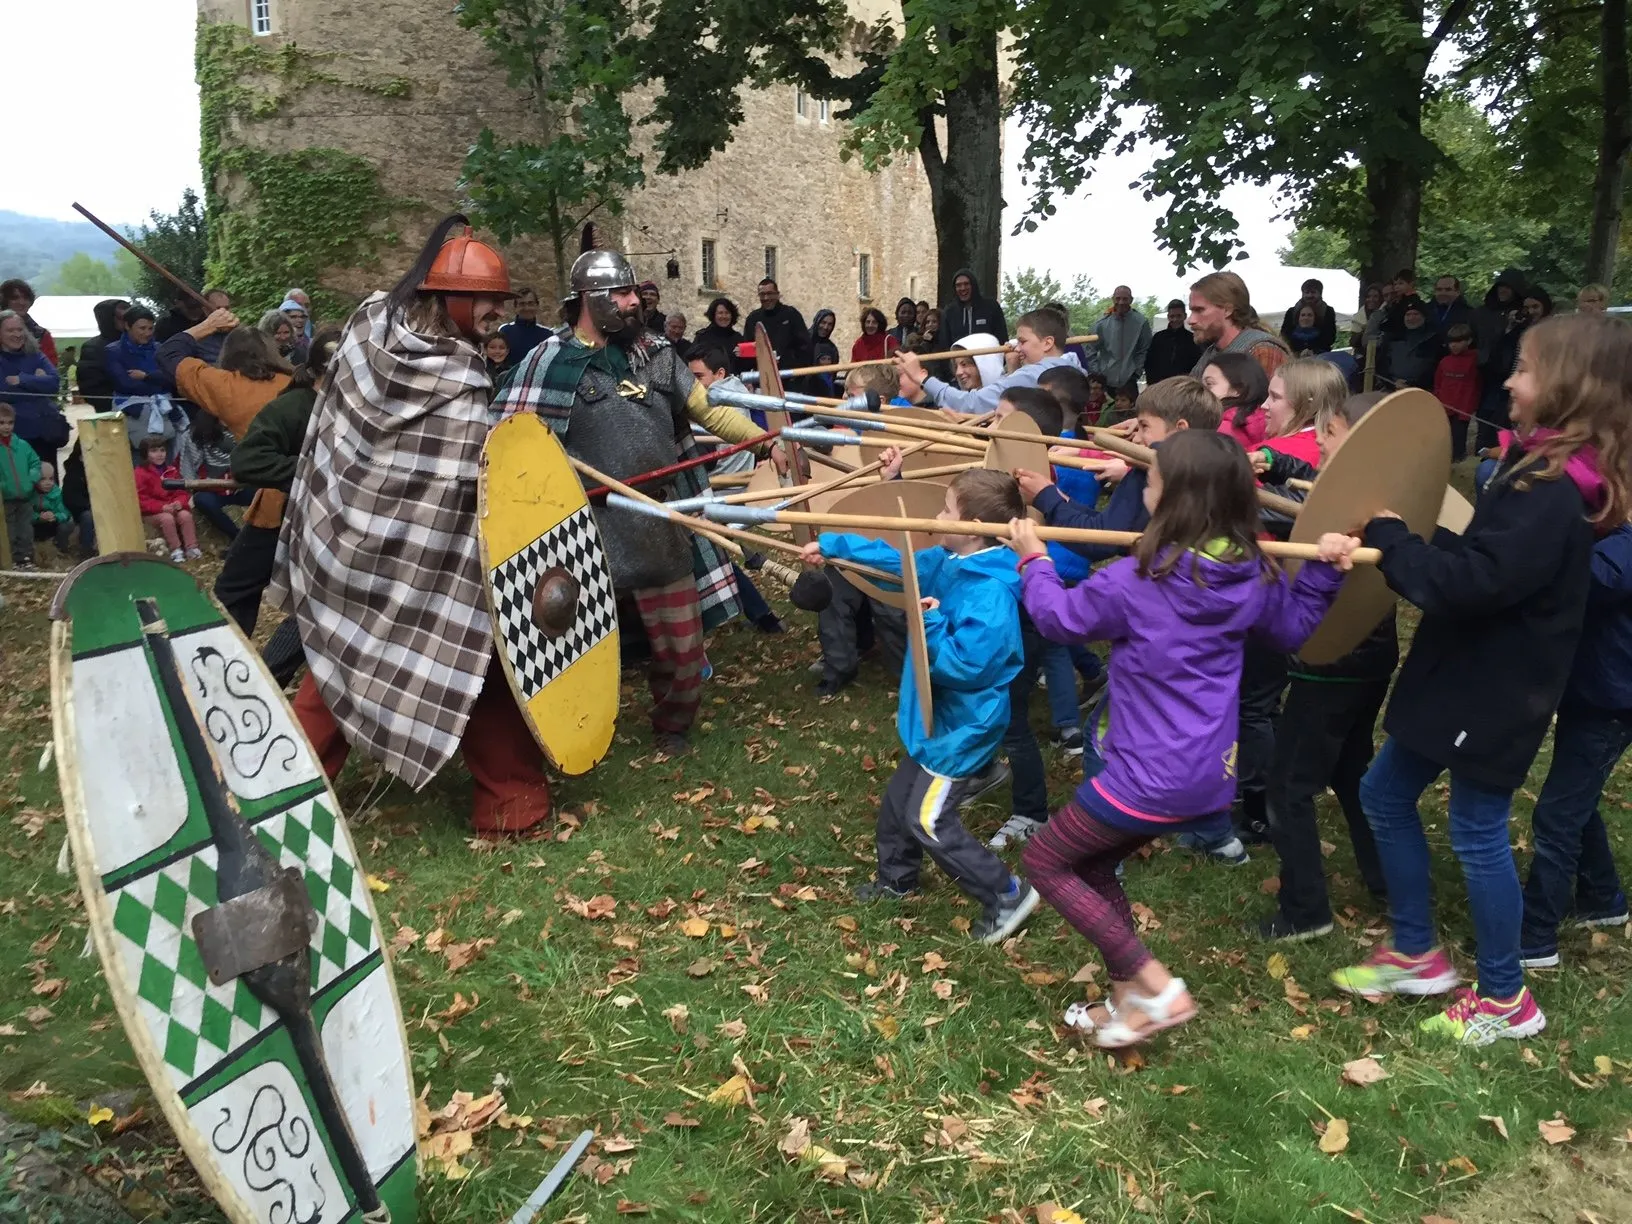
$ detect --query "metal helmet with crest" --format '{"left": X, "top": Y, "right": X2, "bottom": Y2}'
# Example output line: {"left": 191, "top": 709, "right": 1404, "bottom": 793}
{"left": 565, "top": 249, "right": 638, "bottom": 335}
{"left": 410, "top": 220, "right": 514, "bottom": 342}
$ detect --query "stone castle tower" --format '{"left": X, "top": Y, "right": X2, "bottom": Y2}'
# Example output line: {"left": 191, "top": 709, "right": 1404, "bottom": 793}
{"left": 195, "top": 0, "right": 937, "bottom": 350}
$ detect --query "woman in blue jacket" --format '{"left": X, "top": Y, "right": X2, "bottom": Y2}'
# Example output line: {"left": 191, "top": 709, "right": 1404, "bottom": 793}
{"left": 0, "top": 311, "right": 67, "bottom": 458}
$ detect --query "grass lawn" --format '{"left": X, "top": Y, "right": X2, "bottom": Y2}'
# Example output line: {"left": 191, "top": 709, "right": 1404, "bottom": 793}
{"left": 2, "top": 547, "right": 1631, "bottom": 1223}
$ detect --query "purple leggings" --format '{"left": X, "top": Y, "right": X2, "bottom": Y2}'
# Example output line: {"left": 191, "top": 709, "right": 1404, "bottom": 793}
{"left": 1022, "top": 801, "right": 1155, "bottom": 980}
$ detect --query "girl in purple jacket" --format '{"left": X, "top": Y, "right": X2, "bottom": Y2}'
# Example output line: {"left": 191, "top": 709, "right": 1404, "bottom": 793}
{"left": 1007, "top": 429, "right": 1359, "bottom": 1048}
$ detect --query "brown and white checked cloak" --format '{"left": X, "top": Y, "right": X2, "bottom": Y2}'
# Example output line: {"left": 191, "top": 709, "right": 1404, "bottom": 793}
{"left": 269, "top": 293, "right": 497, "bottom": 789}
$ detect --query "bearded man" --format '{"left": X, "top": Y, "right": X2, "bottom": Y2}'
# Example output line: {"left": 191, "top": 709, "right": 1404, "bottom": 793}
{"left": 271, "top": 214, "right": 554, "bottom": 834}
{"left": 496, "top": 249, "right": 767, "bottom": 755}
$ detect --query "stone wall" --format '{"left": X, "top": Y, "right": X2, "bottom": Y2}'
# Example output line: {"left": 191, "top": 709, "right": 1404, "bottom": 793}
{"left": 196, "top": 0, "right": 938, "bottom": 353}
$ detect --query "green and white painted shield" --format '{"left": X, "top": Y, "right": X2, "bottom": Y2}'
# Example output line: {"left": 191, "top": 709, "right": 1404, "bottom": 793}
{"left": 50, "top": 555, "right": 417, "bottom": 1224}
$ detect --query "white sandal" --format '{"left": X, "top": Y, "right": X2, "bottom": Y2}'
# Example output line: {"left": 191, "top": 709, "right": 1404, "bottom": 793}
{"left": 1063, "top": 1001, "right": 1104, "bottom": 1033}
{"left": 1093, "top": 978, "right": 1196, "bottom": 1050}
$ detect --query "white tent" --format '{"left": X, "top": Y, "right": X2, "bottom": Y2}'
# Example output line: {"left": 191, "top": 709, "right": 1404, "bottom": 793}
{"left": 27, "top": 295, "right": 110, "bottom": 341}
{"left": 1246, "top": 264, "right": 1362, "bottom": 326}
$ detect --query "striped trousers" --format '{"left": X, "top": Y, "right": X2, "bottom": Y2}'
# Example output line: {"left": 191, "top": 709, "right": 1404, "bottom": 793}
{"left": 875, "top": 759, "right": 1013, "bottom": 909}
{"left": 632, "top": 576, "right": 706, "bottom": 735}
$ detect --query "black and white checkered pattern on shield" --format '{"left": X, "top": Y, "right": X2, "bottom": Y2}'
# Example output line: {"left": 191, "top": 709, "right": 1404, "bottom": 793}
{"left": 269, "top": 293, "right": 498, "bottom": 790}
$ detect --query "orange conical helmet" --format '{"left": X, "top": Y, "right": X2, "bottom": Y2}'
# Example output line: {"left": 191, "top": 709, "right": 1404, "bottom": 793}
{"left": 418, "top": 227, "right": 514, "bottom": 297}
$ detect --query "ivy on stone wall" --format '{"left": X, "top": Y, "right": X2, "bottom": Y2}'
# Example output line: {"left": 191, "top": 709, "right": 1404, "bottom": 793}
{"left": 196, "top": 20, "right": 412, "bottom": 318}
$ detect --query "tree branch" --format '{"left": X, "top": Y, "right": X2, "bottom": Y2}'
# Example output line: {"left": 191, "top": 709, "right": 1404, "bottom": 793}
{"left": 1428, "top": 0, "right": 1479, "bottom": 49}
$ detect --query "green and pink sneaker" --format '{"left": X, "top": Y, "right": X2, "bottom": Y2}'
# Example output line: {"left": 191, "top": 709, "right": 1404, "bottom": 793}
{"left": 1418, "top": 986, "right": 1546, "bottom": 1046}
{"left": 1330, "top": 945, "right": 1460, "bottom": 1002}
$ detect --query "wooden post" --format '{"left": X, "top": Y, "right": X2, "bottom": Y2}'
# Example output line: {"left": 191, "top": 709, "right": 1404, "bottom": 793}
{"left": 1363, "top": 338, "right": 1377, "bottom": 392}
{"left": 79, "top": 414, "right": 146, "bottom": 554}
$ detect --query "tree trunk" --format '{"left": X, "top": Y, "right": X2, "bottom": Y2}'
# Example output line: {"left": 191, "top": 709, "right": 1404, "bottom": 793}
{"left": 916, "top": 27, "right": 1003, "bottom": 306}
{"left": 1589, "top": 0, "right": 1632, "bottom": 287}
{"left": 1361, "top": 152, "right": 1422, "bottom": 291}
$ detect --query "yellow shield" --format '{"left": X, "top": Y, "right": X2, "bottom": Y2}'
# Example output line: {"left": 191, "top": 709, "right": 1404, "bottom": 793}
{"left": 479, "top": 414, "right": 620, "bottom": 775}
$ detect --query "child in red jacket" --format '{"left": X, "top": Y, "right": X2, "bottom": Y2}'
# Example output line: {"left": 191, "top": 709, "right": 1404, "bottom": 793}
{"left": 133, "top": 433, "right": 200, "bottom": 562}
{"left": 1434, "top": 323, "right": 1481, "bottom": 461}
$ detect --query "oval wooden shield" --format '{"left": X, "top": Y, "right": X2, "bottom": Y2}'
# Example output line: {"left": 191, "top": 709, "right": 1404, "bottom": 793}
{"left": 50, "top": 555, "right": 418, "bottom": 1224}
{"left": 826, "top": 480, "right": 948, "bottom": 609}
{"left": 985, "top": 411, "right": 1052, "bottom": 476}
{"left": 1290, "top": 388, "right": 1449, "bottom": 663}
{"left": 480, "top": 413, "right": 619, "bottom": 775}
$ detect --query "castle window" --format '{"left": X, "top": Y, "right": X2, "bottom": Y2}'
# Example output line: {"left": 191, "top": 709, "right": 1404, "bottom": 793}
{"left": 764, "top": 246, "right": 778, "bottom": 283}
{"left": 857, "top": 253, "right": 872, "bottom": 301}
{"left": 250, "top": 0, "right": 272, "bottom": 35}
{"left": 794, "top": 89, "right": 809, "bottom": 120}
{"left": 819, "top": 99, "right": 831, "bottom": 124}
{"left": 701, "top": 239, "right": 717, "bottom": 290}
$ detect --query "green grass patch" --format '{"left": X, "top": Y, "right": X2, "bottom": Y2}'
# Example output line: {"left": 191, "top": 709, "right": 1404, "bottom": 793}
{"left": 1, "top": 542, "right": 1630, "bottom": 1222}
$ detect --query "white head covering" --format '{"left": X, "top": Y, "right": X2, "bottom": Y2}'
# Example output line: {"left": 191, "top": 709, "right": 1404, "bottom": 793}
{"left": 951, "top": 332, "right": 1005, "bottom": 388}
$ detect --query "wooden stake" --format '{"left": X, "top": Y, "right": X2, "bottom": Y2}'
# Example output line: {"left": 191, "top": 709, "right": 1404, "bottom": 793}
{"left": 895, "top": 497, "right": 934, "bottom": 736}
{"left": 708, "top": 505, "right": 1380, "bottom": 565}
{"left": 777, "top": 335, "right": 1099, "bottom": 378}
{"left": 80, "top": 414, "right": 146, "bottom": 554}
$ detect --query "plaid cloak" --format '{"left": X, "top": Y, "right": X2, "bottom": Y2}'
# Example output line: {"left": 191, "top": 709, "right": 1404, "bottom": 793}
{"left": 269, "top": 294, "right": 497, "bottom": 789}
{"left": 495, "top": 330, "right": 741, "bottom": 629}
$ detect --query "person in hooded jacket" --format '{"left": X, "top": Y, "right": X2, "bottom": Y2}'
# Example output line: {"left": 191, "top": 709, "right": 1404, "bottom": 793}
{"left": 887, "top": 298, "right": 920, "bottom": 348}
{"left": 936, "top": 269, "right": 1009, "bottom": 349}
{"left": 76, "top": 299, "right": 129, "bottom": 410}
{"left": 1473, "top": 269, "right": 1527, "bottom": 452}
{"left": 805, "top": 469, "right": 1040, "bottom": 946}
{"left": 1145, "top": 300, "right": 1202, "bottom": 385}
{"left": 807, "top": 309, "right": 841, "bottom": 397}
{"left": 1381, "top": 298, "right": 1440, "bottom": 390}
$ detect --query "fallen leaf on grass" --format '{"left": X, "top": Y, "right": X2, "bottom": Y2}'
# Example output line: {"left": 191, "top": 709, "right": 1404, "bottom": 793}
{"left": 419, "top": 1129, "right": 474, "bottom": 1179}
{"left": 680, "top": 917, "right": 710, "bottom": 938}
{"left": 497, "top": 1113, "right": 533, "bottom": 1130}
{"left": 28, "top": 931, "right": 60, "bottom": 957}
{"left": 22, "top": 1006, "right": 51, "bottom": 1026}
{"left": 706, "top": 1075, "right": 751, "bottom": 1107}
{"left": 0, "top": 1025, "right": 19, "bottom": 1037}
{"left": 366, "top": 874, "right": 390, "bottom": 893}
{"left": 1479, "top": 1114, "right": 1509, "bottom": 1140}
{"left": 1318, "top": 1118, "right": 1350, "bottom": 1154}
{"left": 1290, "top": 1025, "right": 1314, "bottom": 1040}
{"left": 442, "top": 939, "right": 495, "bottom": 973}
{"left": 1341, "top": 1057, "right": 1389, "bottom": 1087}
{"left": 646, "top": 898, "right": 677, "bottom": 920}
{"left": 601, "top": 1134, "right": 637, "bottom": 1154}
{"left": 741, "top": 982, "right": 769, "bottom": 1005}
{"left": 1070, "top": 962, "right": 1100, "bottom": 984}
{"left": 1083, "top": 1097, "right": 1109, "bottom": 1118}
{"left": 433, "top": 992, "right": 479, "bottom": 1025}
{"left": 931, "top": 979, "right": 955, "bottom": 1001}
{"left": 920, "top": 951, "right": 949, "bottom": 973}
{"left": 833, "top": 915, "right": 858, "bottom": 932}
{"left": 871, "top": 1015, "right": 900, "bottom": 1040}
{"left": 662, "top": 1111, "right": 699, "bottom": 1127}
{"left": 390, "top": 926, "right": 420, "bottom": 953}
{"left": 568, "top": 894, "right": 618, "bottom": 921}
{"left": 1035, "top": 1207, "right": 1088, "bottom": 1224}
{"left": 717, "top": 1018, "right": 747, "bottom": 1040}
{"left": 662, "top": 1003, "right": 689, "bottom": 1034}
{"left": 1538, "top": 1116, "right": 1575, "bottom": 1145}
{"left": 611, "top": 994, "right": 641, "bottom": 1010}
{"left": 500, "top": 908, "right": 524, "bottom": 927}
{"left": 1266, "top": 952, "right": 1289, "bottom": 980}
{"left": 1021, "top": 969, "right": 1063, "bottom": 986}
{"left": 1594, "top": 1055, "right": 1614, "bottom": 1077}
{"left": 12, "top": 1082, "right": 48, "bottom": 1100}
{"left": 86, "top": 1106, "right": 113, "bottom": 1126}
{"left": 1445, "top": 1154, "right": 1478, "bottom": 1177}
{"left": 778, "top": 1117, "right": 848, "bottom": 1180}
{"left": 616, "top": 1202, "right": 650, "bottom": 1216}
{"left": 111, "top": 1107, "right": 146, "bottom": 1136}
{"left": 686, "top": 959, "right": 715, "bottom": 978}
{"left": 1420, "top": 1216, "right": 1461, "bottom": 1224}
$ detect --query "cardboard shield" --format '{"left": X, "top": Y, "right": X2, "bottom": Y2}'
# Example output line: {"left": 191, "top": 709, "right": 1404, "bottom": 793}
{"left": 480, "top": 413, "right": 619, "bottom": 776}
{"left": 1290, "top": 388, "right": 1449, "bottom": 663}
{"left": 50, "top": 554, "right": 418, "bottom": 1224}
{"left": 825, "top": 480, "right": 948, "bottom": 609}
{"left": 984, "top": 411, "right": 1052, "bottom": 475}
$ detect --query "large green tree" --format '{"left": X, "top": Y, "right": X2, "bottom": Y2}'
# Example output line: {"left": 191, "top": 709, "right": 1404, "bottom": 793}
{"left": 125, "top": 189, "right": 209, "bottom": 309}
{"left": 46, "top": 251, "right": 137, "bottom": 296}
{"left": 1010, "top": 0, "right": 1478, "bottom": 293}
{"left": 455, "top": 0, "right": 649, "bottom": 300}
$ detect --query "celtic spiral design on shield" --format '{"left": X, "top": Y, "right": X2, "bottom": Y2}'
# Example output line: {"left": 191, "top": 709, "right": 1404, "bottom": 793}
{"left": 209, "top": 1083, "right": 327, "bottom": 1224}
{"left": 189, "top": 645, "right": 298, "bottom": 780}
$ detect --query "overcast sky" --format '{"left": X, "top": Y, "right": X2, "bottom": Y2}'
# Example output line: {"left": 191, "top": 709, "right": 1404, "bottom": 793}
{"left": 6, "top": 4, "right": 1298, "bottom": 306}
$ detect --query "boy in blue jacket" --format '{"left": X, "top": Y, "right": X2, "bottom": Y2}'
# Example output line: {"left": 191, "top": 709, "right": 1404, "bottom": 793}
{"left": 1518, "top": 522, "right": 1632, "bottom": 966}
{"left": 803, "top": 469, "right": 1040, "bottom": 943}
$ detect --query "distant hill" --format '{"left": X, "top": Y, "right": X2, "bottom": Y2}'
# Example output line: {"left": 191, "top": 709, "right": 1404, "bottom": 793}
{"left": 0, "top": 211, "right": 125, "bottom": 286}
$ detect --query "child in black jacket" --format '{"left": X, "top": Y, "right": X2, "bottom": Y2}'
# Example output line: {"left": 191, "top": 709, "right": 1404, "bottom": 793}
{"left": 1252, "top": 393, "right": 1396, "bottom": 941}
{"left": 1332, "top": 313, "right": 1632, "bottom": 1046}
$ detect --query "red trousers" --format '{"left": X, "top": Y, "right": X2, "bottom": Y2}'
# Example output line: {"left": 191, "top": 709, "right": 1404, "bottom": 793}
{"left": 293, "top": 665, "right": 551, "bottom": 834}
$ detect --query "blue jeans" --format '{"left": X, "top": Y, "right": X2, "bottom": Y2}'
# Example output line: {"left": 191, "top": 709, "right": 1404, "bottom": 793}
{"left": 193, "top": 488, "right": 254, "bottom": 540}
{"left": 731, "top": 563, "right": 775, "bottom": 625}
{"left": 1361, "top": 737, "right": 1522, "bottom": 998}
{"left": 1040, "top": 643, "right": 1083, "bottom": 732}
{"left": 1004, "top": 616, "right": 1058, "bottom": 822}
{"left": 1520, "top": 705, "right": 1632, "bottom": 951}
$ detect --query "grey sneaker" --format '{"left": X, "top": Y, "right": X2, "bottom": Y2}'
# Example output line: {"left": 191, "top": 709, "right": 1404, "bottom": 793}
{"left": 973, "top": 878, "right": 1040, "bottom": 944}
{"left": 1176, "top": 830, "right": 1250, "bottom": 866}
{"left": 988, "top": 815, "right": 1044, "bottom": 850}
{"left": 960, "top": 761, "right": 1012, "bottom": 810}
{"left": 854, "top": 877, "right": 917, "bottom": 902}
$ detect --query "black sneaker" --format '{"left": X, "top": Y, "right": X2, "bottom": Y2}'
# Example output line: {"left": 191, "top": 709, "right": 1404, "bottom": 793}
{"left": 755, "top": 614, "right": 786, "bottom": 634}
{"left": 1257, "top": 913, "right": 1334, "bottom": 942}
{"left": 973, "top": 878, "right": 1041, "bottom": 944}
{"left": 960, "top": 761, "right": 1011, "bottom": 809}
{"left": 816, "top": 672, "right": 855, "bottom": 698}
{"left": 1053, "top": 728, "right": 1085, "bottom": 757}
{"left": 1574, "top": 900, "right": 1630, "bottom": 928}
{"left": 854, "top": 878, "right": 917, "bottom": 902}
